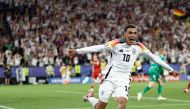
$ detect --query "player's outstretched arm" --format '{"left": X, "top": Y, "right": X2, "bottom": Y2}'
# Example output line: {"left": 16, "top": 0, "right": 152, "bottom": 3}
{"left": 69, "top": 44, "right": 108, "bottom": 55}
{"left": 138, "top": 43, "right": 179, "bottom": 74}
{"left": 144, "top": 51, "right": 176, "bottom": 73}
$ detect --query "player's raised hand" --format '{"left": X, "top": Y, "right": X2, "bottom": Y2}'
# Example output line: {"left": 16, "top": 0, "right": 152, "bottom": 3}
{"left": 67, "top": 49, "right": 77, "bottom": 57}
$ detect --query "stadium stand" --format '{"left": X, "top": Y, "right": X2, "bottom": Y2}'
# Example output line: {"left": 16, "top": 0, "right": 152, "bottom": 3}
{"left": 0, "top": 0, "right": 189, "bottom": 83}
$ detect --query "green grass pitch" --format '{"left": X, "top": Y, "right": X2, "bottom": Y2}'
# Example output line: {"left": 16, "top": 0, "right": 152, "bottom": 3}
{"left": 0, "top": 81, "right": 190, "bottom": 109}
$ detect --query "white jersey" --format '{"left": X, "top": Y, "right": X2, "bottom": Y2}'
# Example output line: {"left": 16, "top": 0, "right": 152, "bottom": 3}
{"left": 77, "top": 38, "right": 174, "bottom": 81}
{"left": 102, "top": 40, "right": 142, "bottom": 80}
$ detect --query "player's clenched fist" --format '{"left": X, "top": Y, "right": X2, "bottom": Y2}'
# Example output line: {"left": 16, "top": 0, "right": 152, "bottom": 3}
{"left": 170, "top": 70, "right": 179, "bottom": 77}
{"left": 67, "top": 49, "right": 77, "bottom": 57}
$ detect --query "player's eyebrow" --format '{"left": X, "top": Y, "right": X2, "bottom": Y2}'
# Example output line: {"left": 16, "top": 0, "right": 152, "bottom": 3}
{"left": 128, "top": 31, "right": 137, "bottom": 34}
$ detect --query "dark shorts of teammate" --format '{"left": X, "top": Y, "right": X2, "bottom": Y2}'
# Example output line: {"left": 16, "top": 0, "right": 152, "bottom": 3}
{"left": 137, "top": 69, "right": 143, "bottom": 74}
{"left": 4, "top": 73, "right": 11, "bottom": 78}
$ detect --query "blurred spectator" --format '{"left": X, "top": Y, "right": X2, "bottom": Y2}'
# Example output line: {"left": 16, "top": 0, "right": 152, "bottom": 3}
{"left": 0, "top": 51, "right": 4, "bottom": 67}
{"left": 16, "top": 66, "right": 25, "bottom": 85}
{"left": 46, "top": 64, "right": 55, "bottom": 81}
{"left": 135, "top": 58, "right": 145, "bottom": 82}
{"left": 60, "top": 63, "right": 71, "bottom": 84}
{"left": 0, "top": 0, "right": 189, "bottom": 67}
{"left": 3, "top": 64, "right": 11, "bottom": 85}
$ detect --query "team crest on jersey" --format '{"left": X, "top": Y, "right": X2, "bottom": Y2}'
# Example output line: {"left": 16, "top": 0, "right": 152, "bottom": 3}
{"left": 132, "top": 48, "right": 136, "bottom": 55}
{"left": 119, "top": 49, "right": 123, "bottom": 52}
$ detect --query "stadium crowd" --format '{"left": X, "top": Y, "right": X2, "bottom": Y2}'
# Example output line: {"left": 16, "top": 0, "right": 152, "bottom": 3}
{"left": 0, "top": 0, "right": 190, "bottom": 68}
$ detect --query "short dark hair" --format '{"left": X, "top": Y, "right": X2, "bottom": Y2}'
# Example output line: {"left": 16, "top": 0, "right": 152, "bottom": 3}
{"left": 124, "top": 24, "right": 136, "bottom": 32}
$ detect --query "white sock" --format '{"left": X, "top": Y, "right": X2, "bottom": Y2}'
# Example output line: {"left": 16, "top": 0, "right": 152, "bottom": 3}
{"left": 88, "top": 97, "right": 99, "bottom": 107}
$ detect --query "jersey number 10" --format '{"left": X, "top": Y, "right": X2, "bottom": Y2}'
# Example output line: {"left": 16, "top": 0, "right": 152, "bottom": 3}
{"left": 123, "top": 54, "right": 130, "bottom": 62}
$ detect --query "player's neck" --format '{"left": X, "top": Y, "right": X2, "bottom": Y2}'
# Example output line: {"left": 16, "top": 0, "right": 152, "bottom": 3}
{"left": 125, "top": 42, "right": 132, "bottom": 47}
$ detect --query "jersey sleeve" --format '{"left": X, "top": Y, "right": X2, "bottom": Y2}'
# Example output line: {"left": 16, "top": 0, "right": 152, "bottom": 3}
{"left": 76, "top": 44, "right": 108, "bottom": 54}
{"left": 105, "top": 39, "right": 121, "bottom": 51}
{"left": 138, "top": 43, "right": 174, "bottom": 72}
{"left": 137, "top": 42, "right": 150, "bottom": 54}
{"left": 76, "top": 39, "right": 121, "bottom": 54}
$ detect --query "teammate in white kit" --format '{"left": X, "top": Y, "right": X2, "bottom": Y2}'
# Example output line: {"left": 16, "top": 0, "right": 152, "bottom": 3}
{"left": 68, "top": 24, "right": 178, "bottom": 109}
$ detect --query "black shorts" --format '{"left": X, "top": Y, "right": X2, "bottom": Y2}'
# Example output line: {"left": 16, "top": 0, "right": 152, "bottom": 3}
{"left": 137, "top": 69, "right": 143, "bottom": 74}
{"left": 4, "top": 74, "right": 11, "bottom": 78}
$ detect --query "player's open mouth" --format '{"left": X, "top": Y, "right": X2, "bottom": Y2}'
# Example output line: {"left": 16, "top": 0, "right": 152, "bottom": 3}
{"left": 129, "top": 38, "right": 135, "bottom": 42}
{"left": 127, "top": 37, "right": 136, "bottom": 45}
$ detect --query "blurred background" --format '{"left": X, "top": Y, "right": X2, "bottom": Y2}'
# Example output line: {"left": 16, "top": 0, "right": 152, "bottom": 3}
{"left": 0, "top": 0, "right": 189, "bottom": 85}
{"left": 0, "top": 0, "right": 190, "bottom": 109}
